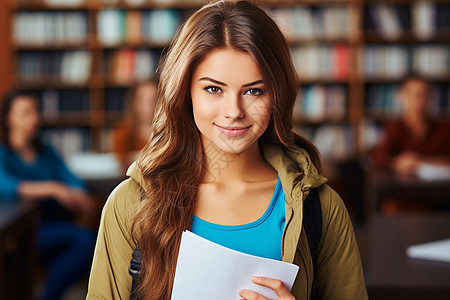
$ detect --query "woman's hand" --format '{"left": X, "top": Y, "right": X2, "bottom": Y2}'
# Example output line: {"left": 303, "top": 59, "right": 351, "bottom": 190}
{"left": 239, "top": 276, "right": 295, "bottom": 300}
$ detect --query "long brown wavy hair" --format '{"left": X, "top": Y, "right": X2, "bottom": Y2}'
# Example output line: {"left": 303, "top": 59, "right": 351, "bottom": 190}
{"left": 132, "top": 1, "right": 321, "bottom": 299}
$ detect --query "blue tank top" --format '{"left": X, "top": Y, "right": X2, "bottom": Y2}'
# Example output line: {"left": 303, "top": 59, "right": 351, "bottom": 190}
{"left": 191, "top": 176, "right": 286, "bottom": 261}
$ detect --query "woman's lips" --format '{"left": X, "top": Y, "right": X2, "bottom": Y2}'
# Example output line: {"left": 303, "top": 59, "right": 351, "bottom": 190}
{"left": 214, "top": 124, "right": 252, "bottom": 137}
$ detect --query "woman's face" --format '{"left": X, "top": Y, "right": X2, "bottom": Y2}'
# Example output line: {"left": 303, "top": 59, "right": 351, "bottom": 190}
{"left": 133, "top": 83, "right": 158, "bottom": 125}
{"left": 7, "top": 96, "right": 40, "bottom": 139}
{"left": 191, "top": 48, "right": 271, "bottom": 155}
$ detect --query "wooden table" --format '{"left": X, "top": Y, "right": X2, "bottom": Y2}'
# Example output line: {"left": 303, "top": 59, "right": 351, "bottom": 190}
{"left": 0, "top": 202, "right": 40, "bottom": 300}
{"left": 365, "top": 169, "right": 450, "bottom": 219}
{"left": 366, "top": 213, "right": 450, "bottom": 300}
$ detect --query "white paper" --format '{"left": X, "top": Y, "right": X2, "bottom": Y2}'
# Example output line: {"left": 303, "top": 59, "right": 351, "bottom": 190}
{"left": 171, "top": 230, "right": 299, "bottom": 300}
{"left": 407, "top": 238, "right": 450, "bottom": 263}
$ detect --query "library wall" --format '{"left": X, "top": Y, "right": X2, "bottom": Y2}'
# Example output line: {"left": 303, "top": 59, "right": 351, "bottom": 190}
{"left": 1, "top": 0, "right": 450, "bottom": 161}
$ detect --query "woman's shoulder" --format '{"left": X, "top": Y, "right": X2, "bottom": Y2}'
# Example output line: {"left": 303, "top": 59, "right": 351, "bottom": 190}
{"left": 105, "top": 178, "right": 142, "bottom": 215}
{"left": 101, "top": 178, "right": 142, "bottom": 242}
{"left": 316, "top": 184, "right": 348, "bottom": 222}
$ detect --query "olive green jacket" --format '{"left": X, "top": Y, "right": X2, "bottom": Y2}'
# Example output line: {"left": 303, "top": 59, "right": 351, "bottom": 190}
{"left": 86, "top": 143, "right": 368, "bottom": 299}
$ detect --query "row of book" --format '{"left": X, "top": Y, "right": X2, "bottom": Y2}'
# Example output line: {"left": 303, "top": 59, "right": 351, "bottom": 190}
{"left": 40, "top": 122, "right": 367, "bottom": 160}
{"left": 18, "top": 0, "right": 205, "bottom": 7}
{"left": 294, "top": 85, "right": 347, "bottom": 122}
{"left": 39, "top": 87, "right": 129, "bottom": 120}
{"left": 270, "top": 6, "right": 356, "bottom": 41}
{"left": 39, "top": 89, "right": 90, "bottom": 122}
{"left": 18, "top": 50, "right": 91, "bottom": 84}
{"left": 42, "top": 0, "right": 85, "bottom": 6}
{"left": 363, "top": 45, "right": 449, "bottom": 80}
{"left": 295, "top": 125, "right": 354, "bottom": 160}
{"left": 97, "top": 9, "right": 180, "bottom": 46}
{"left": 104, "top": 88, "right": 128, "bottom": 113}
{"left": 105, "top": 49, "right": 158, "bottom": 85}
{"left": 365, "top": 3, "right": 450, "bottom": 40}
{"left": 365, "top": 83, "right": 450, "bottom": 119}
{"left": 13, "top": 12, "right": 88, "bottom": 46}
{"left": 101, "top": 0, "right": 203, "bottom": 6}
{"left": 292, "top": 44, "right": 349, "bottom": 80}
{"left": 41, "top": 128, "right": 91, "bottom": 158}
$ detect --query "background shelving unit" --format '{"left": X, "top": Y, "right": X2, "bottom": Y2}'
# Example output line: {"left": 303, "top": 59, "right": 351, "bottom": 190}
{"left": 1, "top": 0, "right": 449, "bottom": 162}
{"left": 360, "top": 0, "right": 450, "bottom": 153}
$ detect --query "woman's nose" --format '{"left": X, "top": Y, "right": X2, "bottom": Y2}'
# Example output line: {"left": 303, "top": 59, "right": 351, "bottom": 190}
{"left": 223, "top": 94, "right": 244, "bottom": 120}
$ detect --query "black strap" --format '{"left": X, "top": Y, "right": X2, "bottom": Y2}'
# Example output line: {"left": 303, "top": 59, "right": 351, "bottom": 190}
{"left": 129, "top": 246, "right": 141, "bottom": 300}
{"left": 302, "top": 188, "right": 322, "bottom": 300}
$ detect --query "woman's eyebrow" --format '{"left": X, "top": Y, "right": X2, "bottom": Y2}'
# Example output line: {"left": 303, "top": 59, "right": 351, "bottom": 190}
{"left": 242, "top": 80, "right": 263, "bottom": 87}
{"left": 199, "top": 77, "right": 227, "bottom": 86}
{"left": 198, "top": 77, "right": 263, "bottom": 88}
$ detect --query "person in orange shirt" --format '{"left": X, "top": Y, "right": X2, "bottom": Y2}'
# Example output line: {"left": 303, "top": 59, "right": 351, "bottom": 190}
{"left": 112, "top": 80, "right": 158, "bottom": 171}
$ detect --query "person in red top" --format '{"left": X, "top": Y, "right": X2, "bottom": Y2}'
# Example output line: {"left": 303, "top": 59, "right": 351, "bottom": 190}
{"left": 372, "top": 76, "right": 450, "bottom": 175}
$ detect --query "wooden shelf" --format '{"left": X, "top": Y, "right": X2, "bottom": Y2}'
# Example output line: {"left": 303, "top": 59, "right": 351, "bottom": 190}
{"left": 264, "top": 0, "right": 361, "bottom": 7}
{"left": 2, "top": 0, "right": 449, "bottom": 157}
{"left": 364, "top": 30, "right": 450, "bottom": 44}
{"left": 41, "top": 112, "right": 91, "bottom": 127}
{"left": 13, "top": 43, "right": 89, "bottom": 50}
{"left": 17, "top": 80, "right": 93, "bottom": 90}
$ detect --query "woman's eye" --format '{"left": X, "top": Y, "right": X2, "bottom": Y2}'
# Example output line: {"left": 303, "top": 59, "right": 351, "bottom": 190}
{"left": 245, "top": 88, "right": 264, "bottom": 96}
{"left": 205, "top": 86, "right": 222, "bottom": 94}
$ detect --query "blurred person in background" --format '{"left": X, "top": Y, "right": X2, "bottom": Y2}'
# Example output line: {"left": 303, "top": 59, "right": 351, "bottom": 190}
{"left": 0, "top": 91, "right": 96, "bottom": 300}
{"left": 112, "top": 80, "right": 158, "bottom": 171}
{"left": 372, "top": 76, "right": 450, "bottom": 175}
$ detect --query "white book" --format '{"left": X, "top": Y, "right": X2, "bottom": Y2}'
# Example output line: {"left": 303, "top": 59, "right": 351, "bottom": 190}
{"left": 146, "top": 9, "right": 180, "bottom": 45}
{"left": 98, "top": 10, "right": 122, "bottom": 46}
{"left": 294, "top": 7, "right": 314, "bottom": 40}
{"left": 134, "top": 50, "right": 155, "bottom": 81}
{"left": 371, "top": 4, "right": 402, "bottom": 40}
{"left": 270, "top": 9, "right": 295, "bottom": 40}
{"left": 407, "top": 238, "right": 450, "bottom": 263}
{"left": 171, "top": 231, "right": 299, "bottom": 300}
{"left": 412, "top": 1, "right": 436, "bottom": 40}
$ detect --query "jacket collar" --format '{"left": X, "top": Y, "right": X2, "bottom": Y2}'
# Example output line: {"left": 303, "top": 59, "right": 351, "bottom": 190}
{"left": 260, "top": 142, "right": 326, "bottom": 205}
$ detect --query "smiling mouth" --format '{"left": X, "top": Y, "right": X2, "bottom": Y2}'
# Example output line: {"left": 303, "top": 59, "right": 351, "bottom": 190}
{"left": 214, "top": 124, "right": 252, "bottom": 137}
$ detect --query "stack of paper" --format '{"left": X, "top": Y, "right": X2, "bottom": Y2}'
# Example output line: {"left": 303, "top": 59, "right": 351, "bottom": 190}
{"left": 171, "top": 231, "right": 299, "bottom": 300}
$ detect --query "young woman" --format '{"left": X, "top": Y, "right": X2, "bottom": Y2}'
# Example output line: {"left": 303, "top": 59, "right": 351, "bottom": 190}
{"left": 0, "top": 91, "right": 95, "bottom": 300}
{"left": 112, "top": 80, "right": 159, "bottom": 171}
{"left": 87, "top": 1, "right": 367, "bottom": 299}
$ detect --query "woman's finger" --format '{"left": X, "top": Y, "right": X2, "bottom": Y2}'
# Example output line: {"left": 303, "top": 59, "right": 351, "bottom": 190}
{"left": 239, "top": 289, "right": 270, "bottom": 300}
{"left": 250, "top": 276, "right": 295, "bottom": 299}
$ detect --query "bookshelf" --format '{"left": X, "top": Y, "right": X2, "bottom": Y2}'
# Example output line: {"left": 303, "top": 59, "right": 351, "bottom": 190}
{"left": 2, "top": 0, "right": 450, "bottom": 161}
{"left": 361, "top": 0, "right": 450, "bottom": 152}
{"left": 0, "top": 0, "right": 13, "bottom": 97}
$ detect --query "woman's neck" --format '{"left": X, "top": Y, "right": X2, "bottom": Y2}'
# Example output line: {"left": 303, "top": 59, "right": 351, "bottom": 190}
{"left": 9, "top": 132, "right": 36, "bottom": 162}
{"left": 202, "top": 141, "right": 276, "bottom": 187}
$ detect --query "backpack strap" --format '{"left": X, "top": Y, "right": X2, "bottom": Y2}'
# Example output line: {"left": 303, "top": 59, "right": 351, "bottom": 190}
{"left": 302, "top": 188, "right": 322, "bottom": 300}
{"left": 129, "top": 246, "right": 141, "bottom": 300}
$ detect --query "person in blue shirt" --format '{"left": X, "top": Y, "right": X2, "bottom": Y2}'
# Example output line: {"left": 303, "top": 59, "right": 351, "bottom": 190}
{"left": 0, "top": 90, "right": 96, "bottom": 300}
